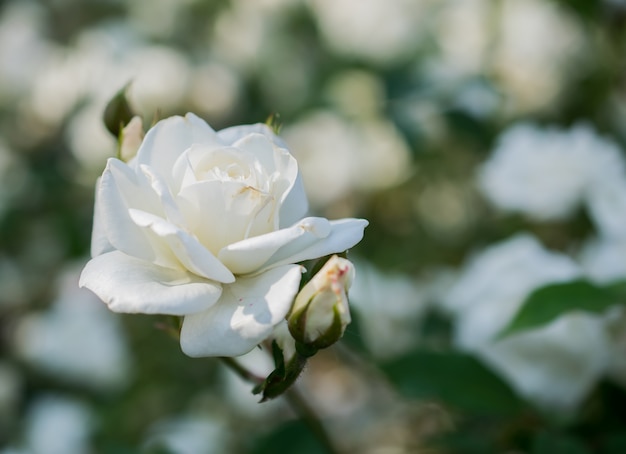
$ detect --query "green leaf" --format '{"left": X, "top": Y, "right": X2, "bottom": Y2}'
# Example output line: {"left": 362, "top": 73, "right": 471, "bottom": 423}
{"left": 605, "top": 433, "right": 626, "bottom": 454}
{"left": 381, "top": 350, "right": 524, "bottom": 416}
{"left": 498, "top": 279, "right": 625, "bottom": 339}
{"left": 250, "top": 420, "right": 327, "bottom": 454}
{"left": 532, "top": 431, "right": 591, "bottom": 454}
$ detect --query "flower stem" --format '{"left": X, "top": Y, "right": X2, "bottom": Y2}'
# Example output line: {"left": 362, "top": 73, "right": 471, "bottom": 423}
{"left": 284, "top": 386, "right": 343, "bottom": 454}
{"left": 218, "top": 356, "right": 342, "bottom": 454}
{"left": 218, "top": 356, "right": 264, "bottom": 384}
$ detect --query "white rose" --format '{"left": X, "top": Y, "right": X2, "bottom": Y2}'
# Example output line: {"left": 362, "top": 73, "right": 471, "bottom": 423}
{"left": 79, "top": 113, "right": 367, "bottom": 357}
{"left": 442, "top": 234, "right": 611, "bottom": 414}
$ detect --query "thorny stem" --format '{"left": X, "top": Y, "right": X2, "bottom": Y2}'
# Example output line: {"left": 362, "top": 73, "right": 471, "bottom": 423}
{"left": 218, "top": 356, "right": 343, "bottom": 454}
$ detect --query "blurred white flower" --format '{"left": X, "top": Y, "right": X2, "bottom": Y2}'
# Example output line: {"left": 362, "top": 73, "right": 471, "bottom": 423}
{"left": 144, "top": 415, "right": 229, "bottom": 454}
{"left": 308, "top": 0, "right": 428, "bottom": 65}
{"left": 434, "top": 0, "right": 491, "bottom": 77}
{"left": 125, "top": 45, "right": 192, "bottom": 117}
{"left": 414, "top": 180, "right": 479, "bottom": 241}
{"left": 453, "top": 80, "right": 501, "bottom": 120}
{"left": 211, "top": 0, "right": 311, "bottom": 113}
{"left": 0, "top": 2, "right": 54, "bottom": 102}
{"left": 25, "top": 22, "right": 192, "bottom": 132}
{"left": 14, "top": 265, "right": 132, "bottom": 392}
{"left": 187, "top": 62, "right": 242, "bottom": 121}
{"left": 350, "top": 261, "right": 430, "bottom": 359}
{"left": 66, "top": 102, "right": 117, "bottom": 174}
{"left": 324, "top": 70, "right": 386, "bottom": 119}
{"left": 126, "top": 0, "right": 199, "bottom": 39}
{"left": 579, "top": 236, "right": 626, "bottom": 284}
{"left": 23, "top": 395, "right": 93, "bottom": 454}
{"left": 442, "top": 234, "right": 610, "bottom": 413}
{"left": 478, "top": 123, "right": 625, "bottom": 221}
{"left": 493, "top": 0, "right": 587, "bottom": 114}
{"left": 586, "top": 171, "right": 626, "bottom": 240}
{"left": 211, "top": 0, "right": 282, "bottom": 72}
{"left": 283, "top": 110, "right": 412, "bottom": 208}
{"left": 560, "top": 237, "right": 626, "bottom": 391}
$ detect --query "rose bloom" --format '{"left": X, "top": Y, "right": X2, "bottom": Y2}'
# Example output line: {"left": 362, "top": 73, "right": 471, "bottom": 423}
{"left": 80, "top": 113, "right": 367, "bottom": 357}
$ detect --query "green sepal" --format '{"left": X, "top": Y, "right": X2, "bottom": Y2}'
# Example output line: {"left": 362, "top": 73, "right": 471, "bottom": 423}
{"left": 252, "top": 341, "right": 307, "bottom": 401}
{"left": 307, "top": 304, "right": 345, "bottom": 350}
{"left": 294, "top": 341, "right": 318, "bottom": 358}
{"left": 287, "top": 292, "right": 313, "bottom": 345}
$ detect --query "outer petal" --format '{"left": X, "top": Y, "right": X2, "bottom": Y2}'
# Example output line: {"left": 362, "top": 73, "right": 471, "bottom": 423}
{"left": 218, "top": 217, "right": 368, "bottom": 275}
{"left": 136, "top": 113, "right": 221, "bottom": 186}
{"left": 217, "top": 123, "right": 287, "bottom": 148}
{"left": 218, "top": 217, "right": 332, "bottom": 275}
{"left": 279, "top": 172, "right": 308, "bottom": 228}
{"left": 266, "top": 218, "right": 368, "bottom": 268}
{"left": 79, "top": 251, "right": 222, "bottom": 315}
{"left": 98, "top": 159, "right": 157, "bottom": 262}
{"left": 128, "top": 209, "right": 235, "bottom": 283}
{"left": 90, "top": 176, "right": 114, "bottom": 257}
{"left": 139, "top": 164, "right": 186, "bottom": 226}
{"left": 180, "top": 264, "right": 303, "bottom": 357}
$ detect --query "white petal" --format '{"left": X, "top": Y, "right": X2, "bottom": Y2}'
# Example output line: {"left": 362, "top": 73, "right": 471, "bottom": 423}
{"left": 129, "top": 209, "right": 235, "bottom": 283}
{"left": 90, "top": 176, "right": 114, "bottom": 257}
{"left": 98, "top": 159, "right": 157, "bottom": 261}
{"left": 178, "top": 180, "right": 276, "bottom": 255}
{"left": 266, "top": 218, "right": 368, "bottom": 267}
{"left": 79, "top": 251, "right": 222, "bottom": 315}
{"left": 179, "top": 265, "right": 303, "bottom": 357}
{"left": 218, "top": 217, "right": 332, "bottom": 275}
{"left": 139, "top": 164, "right": 186, "bottom": 226}
{"left": 217, "top": 123, "right": 287, "bottom": 148}
{"left": 232, "top": 133, "right": 278, "bottom": 175}
{"left": 279, "top": 172, "right": 309, "bottom": 228}
{"left": 136, "top": 113, "right": 220, "bottom": 186}
{"left": 232, "top": 132, "right": 305, "bottom": 228}
{"left": 218, "top": 217, "right": 368, "bottom": 275}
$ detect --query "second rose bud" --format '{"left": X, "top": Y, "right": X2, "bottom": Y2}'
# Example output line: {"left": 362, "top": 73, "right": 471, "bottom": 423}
{"left": 287, "top": 255, "right": 354, "bottom": 353}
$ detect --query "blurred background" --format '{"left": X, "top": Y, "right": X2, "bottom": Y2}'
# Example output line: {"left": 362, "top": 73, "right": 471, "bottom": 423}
{"left": 2, "top": 0, "right": 626, "bottom": 452}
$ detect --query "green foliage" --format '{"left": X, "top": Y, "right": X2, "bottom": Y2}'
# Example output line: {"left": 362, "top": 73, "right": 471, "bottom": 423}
{"left": 498, "top": 279, "right": 626, "bottom": 339}
{"left": 531, "top": 431, "right": 591, "bottom": 454}
{"left": 250, "top": 421, "right": 328, "bottom": 454}
{"left": 382, "top": 350, "right": 524, "bottom": 417}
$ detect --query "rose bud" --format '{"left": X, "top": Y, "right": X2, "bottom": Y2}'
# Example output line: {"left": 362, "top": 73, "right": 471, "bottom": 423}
{"left": 288, "top": 255, "right": 354, "bottom": 352}
{"left": 119, "top": 116, "right": 144, "bottom": 162}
